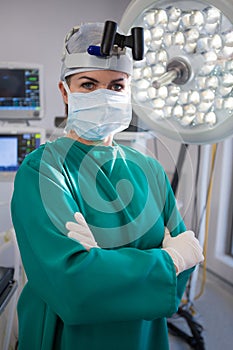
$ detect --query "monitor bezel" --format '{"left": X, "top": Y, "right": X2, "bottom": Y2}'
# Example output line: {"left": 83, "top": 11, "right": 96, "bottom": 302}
{"left": 0, "top": 62, "right": 44, "bottom": 121}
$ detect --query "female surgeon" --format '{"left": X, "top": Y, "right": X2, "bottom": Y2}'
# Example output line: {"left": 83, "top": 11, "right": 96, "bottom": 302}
{"left": 11, "top": 22, "right": 203, "bottom": 350}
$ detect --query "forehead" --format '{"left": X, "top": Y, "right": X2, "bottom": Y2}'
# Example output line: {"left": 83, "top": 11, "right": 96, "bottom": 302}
{"left": 69, "top": 69, "right": 129, "bottom": 82}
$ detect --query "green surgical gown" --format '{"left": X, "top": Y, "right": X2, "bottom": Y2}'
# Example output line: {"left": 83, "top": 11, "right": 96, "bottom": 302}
{"left": 11, "top": 137, "right": 192, "bottom": 350}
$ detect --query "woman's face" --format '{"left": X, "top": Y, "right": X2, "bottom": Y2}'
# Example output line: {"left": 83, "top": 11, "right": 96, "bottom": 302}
{"left": 59, "top": 70, "right": 130, "bottom": 104}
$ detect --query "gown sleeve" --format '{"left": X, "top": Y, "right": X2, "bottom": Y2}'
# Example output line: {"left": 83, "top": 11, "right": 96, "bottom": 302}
{"left": 11, "top": 144, "right": 192, "bottom": 326}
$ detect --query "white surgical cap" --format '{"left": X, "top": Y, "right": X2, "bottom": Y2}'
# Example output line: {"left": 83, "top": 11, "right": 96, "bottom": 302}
{"left": 60, "top": 22, "right": 133, "bottom": 80}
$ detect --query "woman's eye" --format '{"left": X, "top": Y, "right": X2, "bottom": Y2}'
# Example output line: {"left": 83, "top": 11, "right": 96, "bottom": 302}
{"left": 111, "top": 84, "right": 124, "bottom": 92}
{"left": 81, "top": 82, "right": 95, "bottom": 90}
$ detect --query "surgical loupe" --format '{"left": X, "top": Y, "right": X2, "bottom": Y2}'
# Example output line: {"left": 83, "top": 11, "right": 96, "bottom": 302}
{"left": 120, "top": 0, "right": 233, "bottom": 144}
{"left": 101, "top": 20, "right": 144, "bottom": 60}
{"left": 87, "top": 20, "right": 144, "bottom": 60}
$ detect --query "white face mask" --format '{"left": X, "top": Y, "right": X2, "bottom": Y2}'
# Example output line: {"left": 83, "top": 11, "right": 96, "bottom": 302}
{"left": 64, "top": 83, "right": 132, "bottom": 141}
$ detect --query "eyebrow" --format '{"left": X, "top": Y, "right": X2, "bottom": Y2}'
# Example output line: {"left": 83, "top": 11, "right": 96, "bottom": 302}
{"left": 77, "top": 76, "right": 126, "bottom": 83}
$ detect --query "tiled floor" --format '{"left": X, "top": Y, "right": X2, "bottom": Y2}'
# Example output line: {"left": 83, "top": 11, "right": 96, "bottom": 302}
{"left": 169, "top": 270, "right": 233, "bottom": 349}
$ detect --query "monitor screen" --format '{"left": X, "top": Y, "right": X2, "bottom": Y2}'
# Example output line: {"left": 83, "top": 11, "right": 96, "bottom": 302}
{"left": 0, "top": 63, "right": 44, "bottom": 121}
{"left": 0, "top": 128, "right": 45, "bottom": 173}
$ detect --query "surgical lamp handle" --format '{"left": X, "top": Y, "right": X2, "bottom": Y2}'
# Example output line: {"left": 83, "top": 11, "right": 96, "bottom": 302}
{"left": 152, "top": 70, "right": 178, "bottom": 89}
{"left": 152, "top": 57, "right": 191, "bottom": 89}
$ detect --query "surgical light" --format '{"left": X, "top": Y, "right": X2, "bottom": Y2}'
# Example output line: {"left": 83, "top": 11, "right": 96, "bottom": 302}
{"left": 120, "top": 0, "right": 233, "bottom": 144}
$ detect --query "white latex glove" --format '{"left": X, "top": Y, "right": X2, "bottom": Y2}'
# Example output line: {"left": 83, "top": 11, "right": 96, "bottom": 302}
{"left": 66, "top": 212, "right": 100, "bottom": 251}
{"left": 162, "top": 228, "right": 204, "bottom": 275}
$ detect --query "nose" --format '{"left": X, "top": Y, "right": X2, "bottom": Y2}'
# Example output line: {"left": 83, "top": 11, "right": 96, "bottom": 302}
{"left": 98, "top": 83, "right": 109, "bottom": 89}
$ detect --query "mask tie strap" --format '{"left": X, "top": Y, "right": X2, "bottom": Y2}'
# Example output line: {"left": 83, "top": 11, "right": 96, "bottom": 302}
{"left": 63, "top": 81, "right": 71, "bottom": 94}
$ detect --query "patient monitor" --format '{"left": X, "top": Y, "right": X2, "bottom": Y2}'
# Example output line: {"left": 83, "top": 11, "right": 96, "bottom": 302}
{"left": 0, "top": 127, "right": 46, "bottom": 181}
{"left": 0, "top": 62, "right": 44, "bottom": 121}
